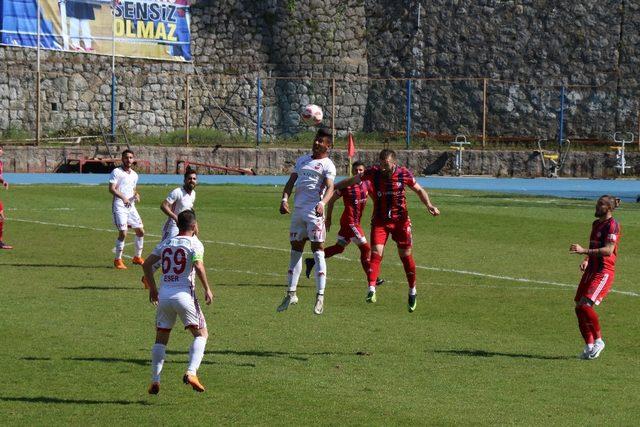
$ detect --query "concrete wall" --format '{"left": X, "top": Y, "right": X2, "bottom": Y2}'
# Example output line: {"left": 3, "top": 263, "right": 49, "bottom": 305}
{"left": 2, "top": 146, "right": 637, "bottom": 178}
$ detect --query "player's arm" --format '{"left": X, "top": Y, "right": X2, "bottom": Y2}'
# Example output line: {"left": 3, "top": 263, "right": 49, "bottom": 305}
{"left": 160, "top": 200, "right": 178, "bottom": 222}
{"left": 325, "top": 191, "right": 341, "bottom": 231}
{"left": 280, "top": 172, "right": 298, "bottom": 214}
{"left": 410, "top": 182, "right": 440, "bottom": 216}
{"left": 570, "top": 241, "right": 615, "bottom": 257}
{"left": 334, "top": 174, "right": 361, "bottom": 191}
{"left": 108, "top": 182, "right": 131, "bottom": 207}
{"left": 193, "top": 260, "right": 214, "bottom": 305}
{"left": 316, "top": 178, "right": 334, "bottom": 217}
{"left": 142, "top": 254, "right": 160, "bottom": 305}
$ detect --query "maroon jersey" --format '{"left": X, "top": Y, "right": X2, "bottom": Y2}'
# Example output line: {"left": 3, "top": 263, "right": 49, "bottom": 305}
{"left": 336, "top": 181, "right": 370, "bottom": 225}
{"left": 361, "top": 165, "right": 416, "bottom": 222}
{"left": 588, "top": 217, "right": 620, "bottom": 273}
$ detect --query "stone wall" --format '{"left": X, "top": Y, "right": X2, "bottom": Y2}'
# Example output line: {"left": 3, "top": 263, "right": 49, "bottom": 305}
{"left": 2, "top": 146, "right": 637, "bottom": 178}
{"left": 1, "top": 1, "right": 639, "bottom": 138}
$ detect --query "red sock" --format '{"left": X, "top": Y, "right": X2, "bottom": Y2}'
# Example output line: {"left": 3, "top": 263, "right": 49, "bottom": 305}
{"left": 582, "top": 304, "right": 602, "bottom": 339}
{"left": 367, "top": 252, "right": 382, "bottom": 286}
{"left": 0, "top": 219, "right": 3, "bottom": 241}
{"left": 358, "top": 243, "right": 371, "bottom": 275}
{"left": 400, "top": 254, "right": 416, "bottom": 288}
{"left": 324, "top": 244, "right": 345, "bottom": 259}
{"left": 575, "top": 306, "right": 594, "bottom": 344}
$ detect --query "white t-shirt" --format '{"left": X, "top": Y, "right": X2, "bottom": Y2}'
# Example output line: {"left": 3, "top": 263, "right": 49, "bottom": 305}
{"left": 293, "top": 155, "right": 336, "bottom": 211}
{"left": 163, "top": 187, "right": 196, "bottom": 228}
{"left": 109, "top": 167, "right": 139, "bottom": 210}
{"left": 151, "top": 235, "right": 204, "bottom": 294}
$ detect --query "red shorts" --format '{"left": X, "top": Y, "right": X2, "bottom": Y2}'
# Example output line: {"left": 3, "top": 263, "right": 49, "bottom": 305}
{"left": 336, "top": 222, "right": 367, "bottom": 245}
{"left": 370, "top": 218, "right": 412, "bottom": 249}
{"left": 575, "top": 270, "right": 615, "bottom": 305}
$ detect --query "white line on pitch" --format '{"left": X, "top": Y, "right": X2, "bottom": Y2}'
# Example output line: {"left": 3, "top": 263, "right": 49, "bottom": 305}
{"left": 9, "top": 217, "right": 639, "bottom": 298}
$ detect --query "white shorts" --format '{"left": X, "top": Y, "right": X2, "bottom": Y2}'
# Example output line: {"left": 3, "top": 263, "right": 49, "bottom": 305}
{"left": 112, "top": 205, "right": 143, "bottom": 231}
{"left": 162, "top": 221, "right": 178, "bottom": 241}
{"left": 156, "top": 289, "right": 206, "bottom": 330}
{"left": 290, "top": 209, "right": 326, "bottom": 242}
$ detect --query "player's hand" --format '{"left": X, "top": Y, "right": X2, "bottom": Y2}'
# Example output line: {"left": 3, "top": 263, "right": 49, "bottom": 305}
{"left": 427, "top": 204, "right": 440, "bottom": 216}
{"left": 280, "top": 200, "right": 290, "bottom": 215}
{"left": 569, "top": 243, "right": 585, "bottom": 254}
{"left": 121, "top": 195, "right": 131, "bottom": 208}
{"left": 580, "top": 259, "right": 589, "bottom": 272}
{"left": 315, "top": 202, "right": 325, "bottom": 217}
{"left": 325, "top": 217, "right": 332, "bottom": 232}
{"left": 149, "top": 288, "right": 159, "bottom": 306}
{"left": 205, "top": 289, "right": 214, "bottom": 305}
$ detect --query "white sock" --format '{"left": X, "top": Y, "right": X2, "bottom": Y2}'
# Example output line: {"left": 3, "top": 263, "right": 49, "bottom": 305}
{"left": 134, "top": 236, "right": 144, "bottom": 257}
{"left": 151, "top": 343, "right": 166, "bottom": 382}
{"left": 187, "top": 336, "right": 207, "bottom": 375}
{"left": 595, "top": 338, "right": 604, "bottom": 345}
{"left": 587, "top": 343, "right": 594, "bottom": 350}
{"left": 313, "top": 250, "right": 326, "bottom": 295}
{"left": 409, "top": 287, "right": 417, "bottom": 296}
{"left": 368, "top": 285, "right": 376, "bottom": 293}
{"left": 114, "top": 239, "right": 125, "bottom": 259}
{"left": 287, "top": 250, "right": 303, "bottom": 292}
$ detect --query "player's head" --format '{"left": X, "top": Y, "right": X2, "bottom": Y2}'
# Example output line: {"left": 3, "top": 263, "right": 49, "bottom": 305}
{"left": 184, "top": 168, "right": 197, "bottom": 191}
{"left": 177, "top": 209, "right": 197, "bottom": 233}
{"left": 121, "top": 149, "right": 134, "bottom": 169}
{"left": 595, "top": 195, "right": 620, "bottom": 218}
{"left": 378, "top": 149, "right": 397, "bottom": 175}
{"left": 351, "top": 161, "right": 365, "bottom": 175}
{"left": 312, "top": 127, "right": 333, "bottom": 157}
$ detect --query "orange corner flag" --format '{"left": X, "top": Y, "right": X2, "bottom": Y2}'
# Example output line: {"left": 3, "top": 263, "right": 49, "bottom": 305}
{"left": 347, "top": 132, "right": 356, "bottom": 158}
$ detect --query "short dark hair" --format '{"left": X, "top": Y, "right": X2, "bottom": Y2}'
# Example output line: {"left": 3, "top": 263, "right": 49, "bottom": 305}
{"left": 177, "top": 209, "right": 197, "bottom": 231}
{"left": 351, "top": 161, "right": 365, "bottom": 171}
{"left": 315, "top": 127, "right": 333, "bottom": 144}
{"left": 379, "top": 149, "right": 396, "bottom": 161}
{"left": 599, "top": 195, "right": 621, "bottom": 211}
{"left": 184, "top": 167, "right": 197, "bottom": 179}
{"left": 122, "top": 149, "right": 134, "bottom": 158}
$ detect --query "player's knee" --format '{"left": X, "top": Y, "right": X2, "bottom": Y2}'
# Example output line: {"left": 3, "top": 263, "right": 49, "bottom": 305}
{"left": 191, "top": 327, "right": 208, "bottom": 339}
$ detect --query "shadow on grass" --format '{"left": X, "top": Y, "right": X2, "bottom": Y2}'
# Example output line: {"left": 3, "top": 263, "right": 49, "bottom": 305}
{"left": 64, "top": 356, "right": 257, "bottom": 368}
{"left": 434, "top": 349, "right": 573, "bottom": 361}
{"left": 0, "top": 262, "right": 114, "bottom": 269}
{"left": 0, "top": 396, "right": 150, "bottom": 406}
{"left": 57, "top": 286, "right": 136, "bottom": 291}
{"left": 19, "top": 357, "right": 52, "bottom": 361}
{"left": 167, "top": 349, "right": 365, "bottom": 362}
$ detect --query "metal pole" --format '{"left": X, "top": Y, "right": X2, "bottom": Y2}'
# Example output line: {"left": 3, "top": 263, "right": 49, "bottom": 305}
{"left": 256, "top": 77, "right": 262, "bottom": 146}
{"left": 36, "top": 0, "right": 41, "bottom": 145}
{"left": 558, "top": 86, "right": 565, "bottom": 148}
{"left": 406, "top": 79, "right": 412, "bottom": 149}
{"left": 110, "top": 11, "right": 116, "bottom": 139}
{"left": 185, "top": 75, "right": 190, "bottom": 146}
{"left": 331, "top": 78, "right": 336, "bottom": 142}
{"left": 482, "top": 78, "right": 488, "bottom": 148}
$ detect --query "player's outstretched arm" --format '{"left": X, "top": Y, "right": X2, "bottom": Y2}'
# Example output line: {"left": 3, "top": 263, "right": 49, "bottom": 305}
{"left": 570, "top": 242, "right": 615, "bottom": 257}
{"left": 334, "top": 174, "right": 361, "bottom": 191}
{"left": 325, "top": 192, "right": 340, "bottom": 231}
{"left": 142, "top": 255, "right": 160, "bottom": 305}
{"left": 194, "top": 261, "right": 214, "bottom": 305}
{"left": 316, "top": 178, "right": 335, "bottom": 217}
{"left": 280, "top": 173, "right": 298, "bottom": 214}
{"left": 410, "top": 183, "right": 440, "bottom": 216}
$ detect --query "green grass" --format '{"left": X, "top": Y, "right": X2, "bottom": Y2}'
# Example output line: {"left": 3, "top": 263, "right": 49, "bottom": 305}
{"left": 0, "top": 185, "right": 639, "bottom": 425}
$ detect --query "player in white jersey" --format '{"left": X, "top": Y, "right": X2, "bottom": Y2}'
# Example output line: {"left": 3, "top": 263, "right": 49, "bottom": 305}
{"left": 277, "top": 128, "right": 336, "bottom": 315}
{"left": 142, "top": 209, "right": 213, "bottom": 394}
{"left": 109, "top": 150, "right": 145, "bottom": 269}
{"left": 161, "top": 169, "right": 197, "bottom": 241}
{"left": 142, "top": 169, "right": 198, "bottom": 289}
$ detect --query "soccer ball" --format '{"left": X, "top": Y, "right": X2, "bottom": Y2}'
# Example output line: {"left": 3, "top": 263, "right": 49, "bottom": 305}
{"left": 301, "top": 104, "right": 323, "bottom": 126}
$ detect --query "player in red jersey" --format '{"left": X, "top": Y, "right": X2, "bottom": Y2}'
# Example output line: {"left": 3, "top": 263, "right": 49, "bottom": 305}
{"left": 570, "top": 195, "right": 621, "bottom": 360}
{"left": 335, "top": 149, "right": 440, "bottom": 312}
{"left": 304, "top": 161, "right": 383, "bottom": 285}
{"left": 0, "top": 145, "right": 12, "bottom": 249}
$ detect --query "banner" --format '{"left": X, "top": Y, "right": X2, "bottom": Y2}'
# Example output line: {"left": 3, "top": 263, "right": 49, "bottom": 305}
{"left": 0, "top": 0, "right": 192, "bottom": 61}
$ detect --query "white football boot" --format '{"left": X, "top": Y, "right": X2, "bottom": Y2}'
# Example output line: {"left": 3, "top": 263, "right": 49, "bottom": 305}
{"left": 277, "top": 292, "right": 298, "bottom": 312}
{"left": 313, "top": 294, "right": 324, "bottom": 315}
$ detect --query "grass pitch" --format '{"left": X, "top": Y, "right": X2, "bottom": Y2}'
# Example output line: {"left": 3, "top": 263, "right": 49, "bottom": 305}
{"left": 0, "top": 184, "right": 639, "bottom": 425}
